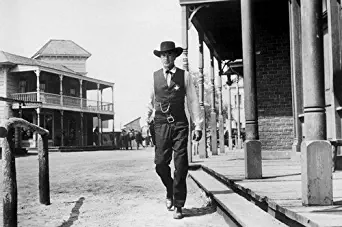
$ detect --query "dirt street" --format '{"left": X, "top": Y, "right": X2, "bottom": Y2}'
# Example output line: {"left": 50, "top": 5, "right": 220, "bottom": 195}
{"left": 0, "top": 147, "right": 231, "bottom": 227}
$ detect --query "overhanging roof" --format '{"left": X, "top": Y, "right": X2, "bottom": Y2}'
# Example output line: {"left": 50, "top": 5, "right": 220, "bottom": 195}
{"left": 0, "top": 51, "right": 114, "bottom": 88}
{"left": 182, "top": 0, "right": 289, "bottom": 61}
{"left": 32, "top": 39, "right": 92, "bottom": 59}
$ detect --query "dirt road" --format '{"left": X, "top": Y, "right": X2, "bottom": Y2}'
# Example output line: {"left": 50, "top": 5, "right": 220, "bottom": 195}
{"left": 0, "top": 147, "right": 232, "bottom": 227}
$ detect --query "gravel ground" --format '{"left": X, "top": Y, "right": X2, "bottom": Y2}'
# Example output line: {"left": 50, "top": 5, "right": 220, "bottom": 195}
{"left": 0, "top": 147, "right": 232, "bottom": 227}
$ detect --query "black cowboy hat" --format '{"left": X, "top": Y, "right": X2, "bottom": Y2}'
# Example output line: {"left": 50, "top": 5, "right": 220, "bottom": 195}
{"left": 153, "top": 41, "right": 183, "bottom": 57}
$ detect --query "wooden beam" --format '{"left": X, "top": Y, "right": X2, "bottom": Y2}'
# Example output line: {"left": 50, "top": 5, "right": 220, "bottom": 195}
{"left": 10, "top": 65, "right": 38, "bottom": 73}
{"left": 10, "top": 65, "right": 114, "bottom": 88}
{"left": 180, "top": 0, "right": 235, "bottom": 5}
{"left": 192, "top": 17, "right": 221, "bottom": 60}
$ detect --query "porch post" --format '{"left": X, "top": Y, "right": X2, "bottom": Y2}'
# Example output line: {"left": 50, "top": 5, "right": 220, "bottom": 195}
{"left": 236, "top": 81, "right": 242, "bottom": 149}
{"left": 36, "top": 108, "right": 41, "bottom": 148}
{"left": 59, "top": 75, "right": 63, "bottom": 106}
{"left": 300, "top": 0, "right": 333, "bottom": 205}
{"left": 97, "top": 84, "right": 100, "bottom": 111}
{"left": 80, "top": 112, "right": 84, "bottom": 146}
{"left": 112, "top": 85, "right": 115, "bottom": 147}
{"left": 181, "top": 5, "right": 192, "bottom": 163}
{"left": 210, "top": 51, "right": 218, "bottom": 155}
{"left": 79, "top": 79, "right": 83, "bottom": 109}
{"left": 97, "top": 114, "right": 101, "bottom": 146}
{"left": 241, "top": 0, "right": 262, "bottom": 179}
{"left": 15, "top": 107, "right": 22, "bottom": 149}
{"left": 37, "top": 108, "right": 41, "bottom": 127}
{"left": 60, "top": 110, "right": 64, "bottom": 146}
{"left": 100, "top": 89, "right": 103, "bottom": 111}
{"left": 35, "top": 69, "right": 41, "bottom": 102}
{"left": 217, "top": 59, "right": 225, "bottom": 153}
{"left": 198, "top": 32, "right": 207, "bottom": 159}
{"left": 227, "top": 85, "right": 233, "bottom": 150}
{"left": 289, "top": 0, "right": 303, "bottom": 157}
{"left": 327, "top": 0, "right": 342, "bottom": 141}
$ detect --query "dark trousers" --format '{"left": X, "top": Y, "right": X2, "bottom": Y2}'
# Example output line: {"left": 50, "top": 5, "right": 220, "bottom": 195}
{"left": 154, "top": 121, "right": 189, "bottom": 207}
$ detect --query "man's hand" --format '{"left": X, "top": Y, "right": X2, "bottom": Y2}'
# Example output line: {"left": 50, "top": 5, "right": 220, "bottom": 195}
{"left": 192, "top": 130, "right": 202, "bottom": 142}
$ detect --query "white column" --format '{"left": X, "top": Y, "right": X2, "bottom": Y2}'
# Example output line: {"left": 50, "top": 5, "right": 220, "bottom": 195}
{"left": 217, "top": 59, "right": 225, "bottom": 154}
{"left": 80, "top": 79, "right": 83, "bottom": 109}
{"left": 59, "top": 75, "right": 63, "bottom": 106}
{"left": 210, "top": 51, "right": 218, "bottom": 155}
{"left": 236, "top": 81, "right": 242, "bottom": 149}
{"left": 227, "top": 85, "right": 233, "bottom": 150}
{"left": 97, "top": 83, "right": 100, "bottom": 111}
{"left": 35, "top": 69, "right": 41, "bottom": 102}
{"left": 112, "top": 85, "right": 115, "bottom": 147}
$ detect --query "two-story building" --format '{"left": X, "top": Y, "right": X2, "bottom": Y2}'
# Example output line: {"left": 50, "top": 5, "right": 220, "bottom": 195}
{"left": 0, "top": 39, "right": 115, "bottom": 149}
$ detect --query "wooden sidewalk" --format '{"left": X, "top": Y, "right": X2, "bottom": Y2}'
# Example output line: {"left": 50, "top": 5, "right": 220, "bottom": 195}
{"left": 191, "top": 150, "right": 342, "bottom": 227}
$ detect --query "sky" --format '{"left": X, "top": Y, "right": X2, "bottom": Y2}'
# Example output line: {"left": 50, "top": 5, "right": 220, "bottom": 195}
{"left": 0, "top": 0, "right": 216, "bottom": 129}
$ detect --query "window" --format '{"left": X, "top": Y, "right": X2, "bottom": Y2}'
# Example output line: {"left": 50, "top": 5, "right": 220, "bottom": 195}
{"left": 19, "top": 80, "right": 26, "bottom": 93}
{"left": 70, "top": 88, "right": 76, "bottom": 96}
{"left": 40, "top": 81, "right": 46, "bottom": 92}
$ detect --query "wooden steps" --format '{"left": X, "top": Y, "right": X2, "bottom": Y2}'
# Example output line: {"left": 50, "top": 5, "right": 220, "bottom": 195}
{"left": 189, "top": 169, "right": 288, "bottom": 227}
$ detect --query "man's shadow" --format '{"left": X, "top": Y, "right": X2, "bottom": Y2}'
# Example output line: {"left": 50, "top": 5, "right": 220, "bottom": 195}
{"left": 182, "top": 204, "right": 216, "bottom": 217}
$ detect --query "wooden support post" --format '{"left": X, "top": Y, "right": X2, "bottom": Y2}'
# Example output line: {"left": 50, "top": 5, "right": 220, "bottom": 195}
{"left": 112, "top": 85, "right": 115, "bottom": 147}
{"left": 198, "top": 32, "right": 207, "bottom": 159}
{"left": 80, "top": 79, "right": 83, "bottom": 109}
{"left": 227, "top": 85, "right": 233, "bottom": 150}
{"left": 35, "top": 69, "right": 40, "bottom": 102}
{"left": 80, "top": 113, "right": 84, "bottom": 146}
{"left": 236, "top": 81, "right": 242, "bottom": 149}
{"left": 100, "top": 89, "right": 103, "bottom": 111}
{"left": 2, "top": 130, "right": 17, "bottom": 227}
{"left": 241, "top": 0, "right": 262, "bottom": 179}
{"left": 327, "top": 0, "right": 342, "bottom": 143}
{"left": 217, "top": 59, "right": 225, "bottom": 153}
{"left": 59, "top": 75, "right": 63, "bottom": 106}
{"left": 301, "top": 0, "right": 333, "bottom": 205}
{"left": 210, "top": 52, "right": 218, "bottom": 155}
{"left": 182, "top": 5, "right": 192, "bottom": 163}
{"left": 38, "top": 134, "right": 50, "bottom": 205}
{"left": 97, "top": 84, "right": 100, "bottom": 111}
{"left": 60, "top": 110, "right": 64, "bottom": 146}
{"left": 289, "top": 0, "right": 303, "bottom": 157}
{"left": 98, "top": 114, "right": 101, "bottom": 146}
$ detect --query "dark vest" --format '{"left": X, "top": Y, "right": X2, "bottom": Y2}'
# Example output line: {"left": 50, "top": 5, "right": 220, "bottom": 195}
{"left": 153, "top": 68, "right": 187, "bottom": 124}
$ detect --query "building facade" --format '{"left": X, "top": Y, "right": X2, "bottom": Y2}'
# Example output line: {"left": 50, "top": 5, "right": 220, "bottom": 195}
{"left": 0, "top": 40, "right": 115, "bottom": 148}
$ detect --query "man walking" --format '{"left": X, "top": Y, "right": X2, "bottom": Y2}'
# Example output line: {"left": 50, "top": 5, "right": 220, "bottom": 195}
{"left": 146, "top": 41, "right": 203, "bottom": 219}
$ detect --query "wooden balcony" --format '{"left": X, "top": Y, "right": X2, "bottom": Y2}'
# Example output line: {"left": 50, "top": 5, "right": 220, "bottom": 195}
{"left": 11, "top": 92, "right": 114, "bottom": 114}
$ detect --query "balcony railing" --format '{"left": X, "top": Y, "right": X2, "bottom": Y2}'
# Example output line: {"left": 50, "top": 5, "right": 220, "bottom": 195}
{"left": 12, "top": 92, "right": 37, "bottom": 102}
{"left": 11, "top": 92, "right": 114, "bottom": 113}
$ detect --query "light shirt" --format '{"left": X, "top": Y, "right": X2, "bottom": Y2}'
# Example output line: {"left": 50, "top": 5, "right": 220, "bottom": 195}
{"left": 164, "top": 67, "right": 175, "bottom": 87}
{"left": 146, "top": 66, "right": 204, "bottom": 131}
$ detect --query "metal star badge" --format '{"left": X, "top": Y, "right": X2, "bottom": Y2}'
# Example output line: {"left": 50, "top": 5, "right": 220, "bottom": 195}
{"left": 174, "top": 85, "right": 180, "bottom": 91}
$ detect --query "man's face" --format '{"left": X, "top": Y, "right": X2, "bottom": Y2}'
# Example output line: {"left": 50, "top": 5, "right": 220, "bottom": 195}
{"left": 160, "top": 51, "right": 176, "bottom": 69}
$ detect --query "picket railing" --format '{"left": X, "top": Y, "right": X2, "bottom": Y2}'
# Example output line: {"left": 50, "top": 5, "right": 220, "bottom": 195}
{"left": 11, "top": 92, "right": 113, "bottom": 113}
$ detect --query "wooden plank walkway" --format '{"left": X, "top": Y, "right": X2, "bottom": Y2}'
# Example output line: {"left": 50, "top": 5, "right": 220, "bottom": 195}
{"left": 191, "top": 150, "right": 342, "bottom": 227}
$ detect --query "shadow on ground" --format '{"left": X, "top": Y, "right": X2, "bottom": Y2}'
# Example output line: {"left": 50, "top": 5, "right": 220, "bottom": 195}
{"left": 59, "top": 197, "right": 85, "bottom": 227}
{"left": 182, "top": 205, "right": 216, "bottom": 218}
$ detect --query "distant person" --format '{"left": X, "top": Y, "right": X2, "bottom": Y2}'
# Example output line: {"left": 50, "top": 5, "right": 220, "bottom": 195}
{"left": 93, "top": 126, "right": 99, "bottom": 146}
{"left": 145, "top": 41, "right": 203, "bottom": 219}
{"left": 192, "top": 130, "right": 199, "bottom": 155}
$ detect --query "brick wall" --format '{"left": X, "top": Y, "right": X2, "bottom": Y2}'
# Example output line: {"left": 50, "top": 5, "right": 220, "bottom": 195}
{"left": 255, "top": 2, "right": 293, "bottom": 150}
